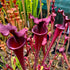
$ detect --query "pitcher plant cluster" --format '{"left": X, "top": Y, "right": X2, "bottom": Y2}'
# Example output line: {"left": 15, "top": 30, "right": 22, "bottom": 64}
{"left": 0, "top": 0, "right": 70, "bottom": 70}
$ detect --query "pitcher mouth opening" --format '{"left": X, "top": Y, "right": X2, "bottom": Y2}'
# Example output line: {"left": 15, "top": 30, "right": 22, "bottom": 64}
{"left": 32, "top": 25, "right": 48, "bottom": 36}
{"left": 55, "top": 24, "right": 65, "bottom": 30}
{"left": 7, "top": 36, "right": 26, "bottom": 50}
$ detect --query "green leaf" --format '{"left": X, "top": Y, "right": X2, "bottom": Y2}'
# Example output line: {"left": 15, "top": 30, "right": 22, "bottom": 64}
{"left": 0, "top": 54, "right": 6, "bottom": 64}
{"left": 15, "top": 57, "right": 22, "bottom": 70}
{"left": 11, "top": 57, "right": 15, "bottom": 70}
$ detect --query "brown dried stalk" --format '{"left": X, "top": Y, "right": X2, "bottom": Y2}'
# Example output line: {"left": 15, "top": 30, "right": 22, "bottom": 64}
{"left": 21, "top": 12, "right": 25, "bottom": 27}
{"left": 46, "top": 0, "right": 51, "bottom": 16}
{"left": 40, "top": 0, "right": 42, "bottom": 18}
{"left": 21, "top": 0, "right": 27, "bottom": 26}
{"left": 1, "top": 12, "right": 5, "bottom": 24}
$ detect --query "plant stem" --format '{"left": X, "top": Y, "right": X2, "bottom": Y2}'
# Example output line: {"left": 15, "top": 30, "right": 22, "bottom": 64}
{"left": 66, "top": 22, "right": 70, "bottom": 54}
{"left": 62, "top": 53, "right": 70, "bottom": 68}
{"left": 34, "top": 51, "right": 39, "bottom": 70}
{"left": 55, "top": 31, "right": 62, "bottom": 53}
{"left": 1, "top": 11, "right": 5, "bottom": 24}
{"left": 40, "top": 0, "right": 42, "bottom": 18}
{"left": 9, "top": 0, "right": 13, "bottom": 8}
{"left": 21, "top": 12, "right": 25, "bottom": 27}
{"left": 21, "top": 0, "right": 27, "bottom": 26}
{"left": 46, "top": 0, "right": 50, "bottom": 16}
